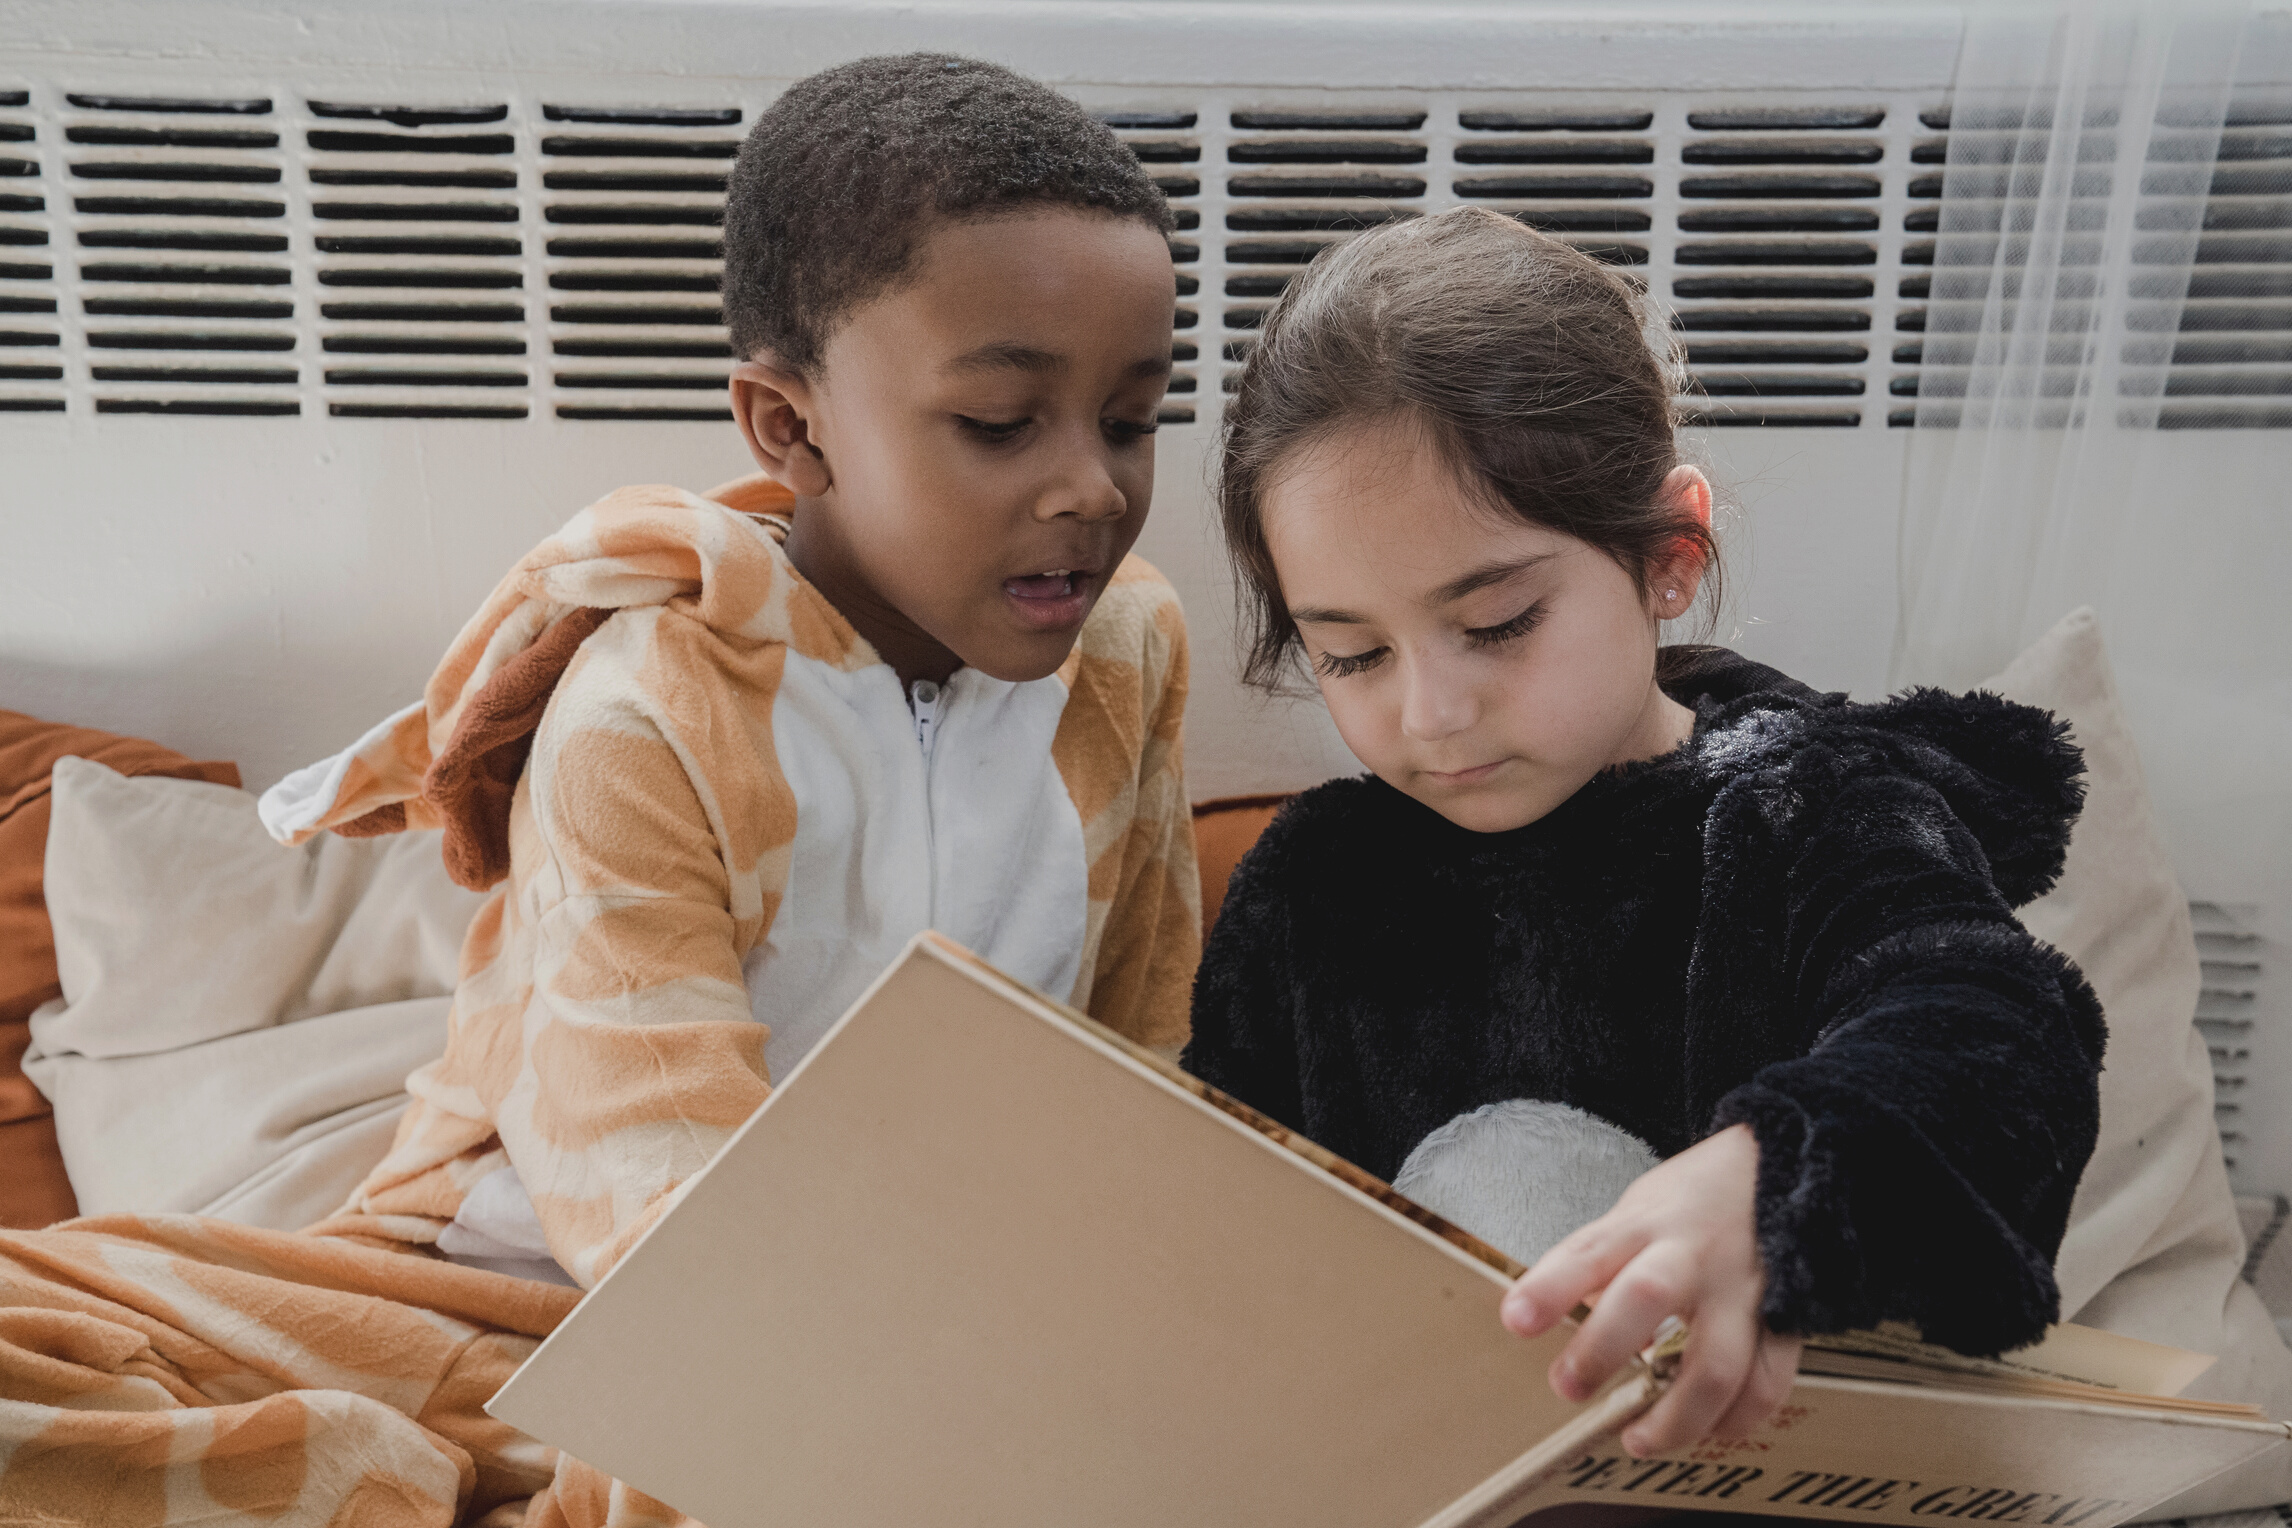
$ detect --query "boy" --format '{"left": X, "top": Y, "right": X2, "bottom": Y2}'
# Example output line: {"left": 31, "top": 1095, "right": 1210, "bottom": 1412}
{"left": 0, "top": 54, "right": 1196, "bottom": 1528}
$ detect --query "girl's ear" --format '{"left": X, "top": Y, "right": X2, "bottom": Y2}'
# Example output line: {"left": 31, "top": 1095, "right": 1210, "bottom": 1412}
{"left": 1649, "top": 464, "right": 1713, "bottom": 621}
{"left": 730, "top": 359, "right": 833, "bottom": 497}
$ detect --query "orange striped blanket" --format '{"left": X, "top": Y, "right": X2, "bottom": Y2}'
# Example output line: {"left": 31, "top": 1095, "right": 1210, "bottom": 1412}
{"left": 0, "top": 475, "right": 1199, "bottom": 1525}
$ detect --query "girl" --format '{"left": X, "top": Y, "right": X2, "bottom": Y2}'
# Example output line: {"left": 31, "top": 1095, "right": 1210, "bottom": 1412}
{"left": 1183, "top": 207, "right": 2104, "bottom": 1460}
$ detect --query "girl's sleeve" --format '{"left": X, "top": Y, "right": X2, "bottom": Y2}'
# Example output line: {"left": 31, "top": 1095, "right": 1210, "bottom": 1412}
{"left": 1706, "top": 762, "right": 2106, "bottom": 1356}
{"left": 1181, "top": 833, "right": 1305, "bottom": 1133}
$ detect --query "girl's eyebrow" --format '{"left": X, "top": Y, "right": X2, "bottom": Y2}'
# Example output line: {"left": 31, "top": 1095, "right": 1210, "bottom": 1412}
{"left": 1290, "top": 553, "right": 1557, "bottom": 628}
{"left": 1429, "top": 552, "right": 1557, "bottom": 605}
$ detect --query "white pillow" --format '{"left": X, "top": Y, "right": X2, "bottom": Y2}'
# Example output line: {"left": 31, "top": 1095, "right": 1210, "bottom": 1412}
{"left": 24, "top": 755, "right": 482, "bottom": 1226}
{"left": 1985, "top": 609, "right": 2292, "bottom": 1518}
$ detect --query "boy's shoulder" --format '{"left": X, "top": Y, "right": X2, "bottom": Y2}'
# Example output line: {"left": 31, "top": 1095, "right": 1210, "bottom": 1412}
{"left": 1060, "top": 553, "right": 1188, "bottom": 696}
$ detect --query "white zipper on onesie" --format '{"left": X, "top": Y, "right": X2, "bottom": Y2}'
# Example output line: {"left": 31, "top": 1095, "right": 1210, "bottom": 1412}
{"left": 909, "top": 678, "right": 942, "bottom": 764}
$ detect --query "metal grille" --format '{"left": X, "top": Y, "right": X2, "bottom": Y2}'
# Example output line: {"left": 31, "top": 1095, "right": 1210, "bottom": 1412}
{"left": 4, "top": 81, "right": 2285, "bottom": 433}
{"left": 2195, "top": 900, "right": 2274, "bottom": 1182}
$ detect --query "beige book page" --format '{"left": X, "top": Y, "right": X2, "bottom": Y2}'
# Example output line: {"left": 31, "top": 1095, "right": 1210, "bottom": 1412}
{"left": 490, "top": 934, "right": 1638, "bottom": 1528}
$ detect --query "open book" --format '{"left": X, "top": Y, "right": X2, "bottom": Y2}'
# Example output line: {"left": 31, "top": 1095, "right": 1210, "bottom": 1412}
{"left": 488, "top": 933, "right": 2288, "bottom": 1528}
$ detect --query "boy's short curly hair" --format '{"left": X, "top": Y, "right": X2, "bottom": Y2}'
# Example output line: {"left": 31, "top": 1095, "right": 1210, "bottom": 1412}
{"left": 724, "top": 53, "right": 1174, "bottom": 373}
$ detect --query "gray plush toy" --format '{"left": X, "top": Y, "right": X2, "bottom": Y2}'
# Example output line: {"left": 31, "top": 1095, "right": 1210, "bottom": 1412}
{"left": 1393, "top": 1099, "right": 1659, "bottom": 1267}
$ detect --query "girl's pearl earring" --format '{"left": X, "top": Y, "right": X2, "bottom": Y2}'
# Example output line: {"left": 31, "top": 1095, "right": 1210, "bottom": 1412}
{"left": 1664, "top": 588, "right": 1679, "bottom": 602}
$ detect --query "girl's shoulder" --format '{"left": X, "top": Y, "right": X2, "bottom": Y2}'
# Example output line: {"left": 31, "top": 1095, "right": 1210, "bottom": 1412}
{"left": 1682, "top": 656, "right": 2086, "bottom": 909}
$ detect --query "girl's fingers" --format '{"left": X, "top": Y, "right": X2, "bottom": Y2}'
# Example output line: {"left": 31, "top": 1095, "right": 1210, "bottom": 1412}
{"left": 1501, "top": 1219, "right": 1647, "bottom": 1338}
{"left": 1617, "top": 1293, "right": 1756, "bottom": 1457}
{"left": 1710, "top": 1331, "right": 1803, "bottom": 1441}
{"left": 1546, "top": 1248, "right": 1690, "bottom": 1402}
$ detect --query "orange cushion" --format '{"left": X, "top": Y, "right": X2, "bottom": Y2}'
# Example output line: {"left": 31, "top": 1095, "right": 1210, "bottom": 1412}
{"left": 1191, "top": 794, "right": 1292, "bottom": 943}
{"left": 0, "top": 711, "right": 239, "bottom": 1228}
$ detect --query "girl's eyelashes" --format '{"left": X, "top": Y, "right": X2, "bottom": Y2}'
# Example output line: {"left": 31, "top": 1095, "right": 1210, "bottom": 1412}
{"left": 1465, "top": 600, "right": 1547, "bottom": 649}
{"left": 1315, "top": 645, "right": 1389, "bottom": 679}
{"left": 1104, "top": 416, "right": 1160, "bottom": 443}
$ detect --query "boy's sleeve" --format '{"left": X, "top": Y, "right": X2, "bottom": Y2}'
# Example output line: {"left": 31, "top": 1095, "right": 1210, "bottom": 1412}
{"left": 1707, "top": 763, "right": 2107, "bottom": 1357}
{"left": 490, "top": 693, "right": 779, "bottom": 1286}
{"left": 1071, "top": 579, "right": 1201, "bottom": 1054}
{"left": 1181, "top": 827, "right": 1304, "bottom": 1133}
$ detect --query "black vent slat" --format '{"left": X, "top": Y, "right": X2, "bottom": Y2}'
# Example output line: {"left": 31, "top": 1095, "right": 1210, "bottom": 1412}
{"left": 306, "top": 131, "right": 514, "bottom": 155}
{"left": 65, "top": 126, "right": 276, "bottom": 148}
{"left": 543, "top": 170, "right": 727, "bottom": 193}
{"left": 1687, "top": 408, "right": 1862, "bottom": 426}
{"left": 1676, "top": 240, "right": 1875, "bottom": 265}
{"left": 84, "top": 297, "right": 289, "bottom": 319}
{"left": 1455, "top": 174, "right": 1652, "bottom": 199}
{"left": 324, "top": 335, "right": 524, "bottom": 354}
{"left": 310, "top": 169, "right": 517, "bottom": 189}
{"left": 90, "top": 330, "right": 293, "bottom": 351}
{"left": 1232, "top": 111, "right": 1427, "bottom": 131}
{"left": 81, "top": 262, "right": 288, "bottom": 285}
{"left": 1688, "top": 107, "right": 1887, "bottom": 131}
{"left": 547, "top": 237, "right": 721, "bottom": 258}
{"left": 1229, "top": 140, "right": 1426, "bottom": 165}
{"left": 326, "top": 368, "right": 523, "bottom": 386}
{"left": 1675, "top": 275, "right": 1874, "bottom": 298}
{"left": 0, "top": 195, "right": 38, "bottom": 211}
{"left": 1455, "top": 141, "right": 1654, "bottom": 166}
{"left": 0, "top": 158, "right": 34, "bottom": 176}
{"left": 0, "top": 296, "right": 56, "bottom": 313}
{"left": 313, "top": 201, "right": 516, "bottom": 222}
{"left": 311, "top": 102, "right": 509, "bottom": 128}
{"left": 540, "top": 206, "right": 719, "bottom": 226}
{"left": 1228, "top": 174, "right": 1425, "bottom": 198}
{"left": 71, "top": 162, "right": 282, "bottom": 184}
{"left": 548, "top": 303, "right": 721, "bottom": 325}
{"left": 1226, "top": 207, "right": 1408, "bottom": 232}
{"left": 84, "top": 230, "right": 287, "bottom": 252}
{"left": 1682, "top": 174, "right": 1883, "bottom": 199}
{"left": 1693, "top": 372, "right": 1867, "bottom": 395}
{"left": 0, "top": 126, "right": 28, "bottom": 143}
{"left": 332, "top": 402, "right": 527, "bottom": 418}
{"left": 0, "top": 93, "right": 27, "bottom": 109}
{"left": 319, "top": 269, "right": 523, "bottom": 288}
{"left": 0, "top": 229, "right": 45, "bottom": 245}
{"left": 0, "top": 363, "right": 61, "bottom": 379}
{"left": 1679, "top": 207, "right": 1881, "bottom": 232}
{"left": 1681, "top": 140, "right": 1883, "bottom": 165}
{"left": 544, "top": 105, "right": 741, "bottom": 126}
{"left": 76, "top": 196, "right": 282, "bottom": 218}
{"left": 1125, "top": 143, "right": 1201, "bottom": 163}
{"left": 1226, "top": 273, "right": 1294, "bottom": 297}
{"left": 556, "top": 371, "right": 725, "bottom": 389}
{"left": 0, "top": 330, "right": 60, "bottom": 346}
{"left": 321, "top": 301, "right": 521, "bottom": 322}
{"left": 550, "top": 272, "right": 719, "bottom": 292}
{"left": 97, "top": 398, "right": 299, "bottom": 415}
{"left": 556, "top": 405, "right": 730, "bottom": 421}
{"left": 1153, "top": 176, "right": 1200, "bottom": 197}
{"left": 90, "top": 364, "right": 293, "bottom": 383}
{"left": 1098, "top": 111, "right": 1196, "bottom": 130}
{"left": 1684, "top": 341, "right": 1869, "bottom": 363}
{"left": 1460, "top": 109, "right": 1653, "bottom": 132}
{"left": 1510, "top": 208, "right": 1654, "bottom": 232}
{"left": 1228, "top": 240, "right": 1337, "bottom": 264}
{"left": 540, "top": 136, "right": 740, "bottom": 159}
{"left": 551, "top": 338, "right": 727, "bottom": 357}
{"left": 317, "top": 235, "right": 520, "bottom": 256}
{"left": 67, "top": 95, "right": 270, "bottom": 115}
{"left": 0, "top": 261, "right": 48, "bottom": 279}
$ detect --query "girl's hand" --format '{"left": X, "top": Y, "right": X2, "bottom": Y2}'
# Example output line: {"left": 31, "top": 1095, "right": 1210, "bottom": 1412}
{"left": 1497, "top": 1123, "right": 1803, "bottom": 1456}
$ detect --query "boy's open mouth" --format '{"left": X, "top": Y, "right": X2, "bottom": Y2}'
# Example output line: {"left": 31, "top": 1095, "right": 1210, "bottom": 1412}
{"left": 1002, "top": 568, "right": 1097, "bottom": 631}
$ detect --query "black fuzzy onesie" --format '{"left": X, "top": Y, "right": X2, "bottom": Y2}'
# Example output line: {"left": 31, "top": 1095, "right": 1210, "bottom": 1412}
{"left": 1181, "top": 648, "right": 2105, "bottom": 1357}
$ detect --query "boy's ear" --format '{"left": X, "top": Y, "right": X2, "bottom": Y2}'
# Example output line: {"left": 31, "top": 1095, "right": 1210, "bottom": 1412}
{"left": 730, "top": 359, "right": 833, "bottom": 497}
{"left": 1650, "top": 464, "right": 1713, "bottom": 620}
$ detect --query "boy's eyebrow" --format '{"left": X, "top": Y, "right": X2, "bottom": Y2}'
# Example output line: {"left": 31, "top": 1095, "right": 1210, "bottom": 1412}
{"left": 944, "top": 342, "right": 1065, "bottom": 376}
{"left": 941, "top": 344, "right": 1174, "bottom": 381}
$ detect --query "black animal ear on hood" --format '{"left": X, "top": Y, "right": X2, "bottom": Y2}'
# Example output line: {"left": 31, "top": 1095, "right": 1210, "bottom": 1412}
{"left": 1858, "top": 686, "right": 2089, "bottom": 908}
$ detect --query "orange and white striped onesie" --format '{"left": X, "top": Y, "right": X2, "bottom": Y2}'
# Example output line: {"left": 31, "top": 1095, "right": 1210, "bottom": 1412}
{"left": 0, "top": 474, "right": 1198, "bottom": 1527}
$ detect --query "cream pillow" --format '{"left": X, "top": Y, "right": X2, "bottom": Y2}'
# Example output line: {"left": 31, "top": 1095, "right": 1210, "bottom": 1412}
{"left": 1985, "top": 609, "right": 2292, "bottom": 1518}
{"left": 25, "top": 755, "right": 482, "bottom": 1226}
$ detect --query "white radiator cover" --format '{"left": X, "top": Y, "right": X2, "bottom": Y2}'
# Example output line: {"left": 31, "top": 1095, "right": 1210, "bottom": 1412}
{"left": 1, "top": 0, "right": 2285, "bottom": 1196}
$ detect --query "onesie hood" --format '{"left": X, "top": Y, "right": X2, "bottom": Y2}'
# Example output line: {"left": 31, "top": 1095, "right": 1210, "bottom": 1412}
{"left": 1657, "top": 645, "right": 2087, "bottom": 909}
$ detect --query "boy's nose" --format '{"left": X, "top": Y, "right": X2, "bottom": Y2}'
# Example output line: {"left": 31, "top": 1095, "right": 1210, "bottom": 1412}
{"left": 1032, "top": 439, "right": 1129, "bottom": 523}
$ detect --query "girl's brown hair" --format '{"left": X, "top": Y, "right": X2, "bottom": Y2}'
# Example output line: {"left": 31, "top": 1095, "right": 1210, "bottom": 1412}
{"left": 1220, "top": 205, "right": 1719, "bottom": 690}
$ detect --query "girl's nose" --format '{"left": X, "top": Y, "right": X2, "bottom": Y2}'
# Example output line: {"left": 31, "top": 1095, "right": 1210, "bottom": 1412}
{"left": 1399, "top": 653, "right": 1479, "bottom": 743}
